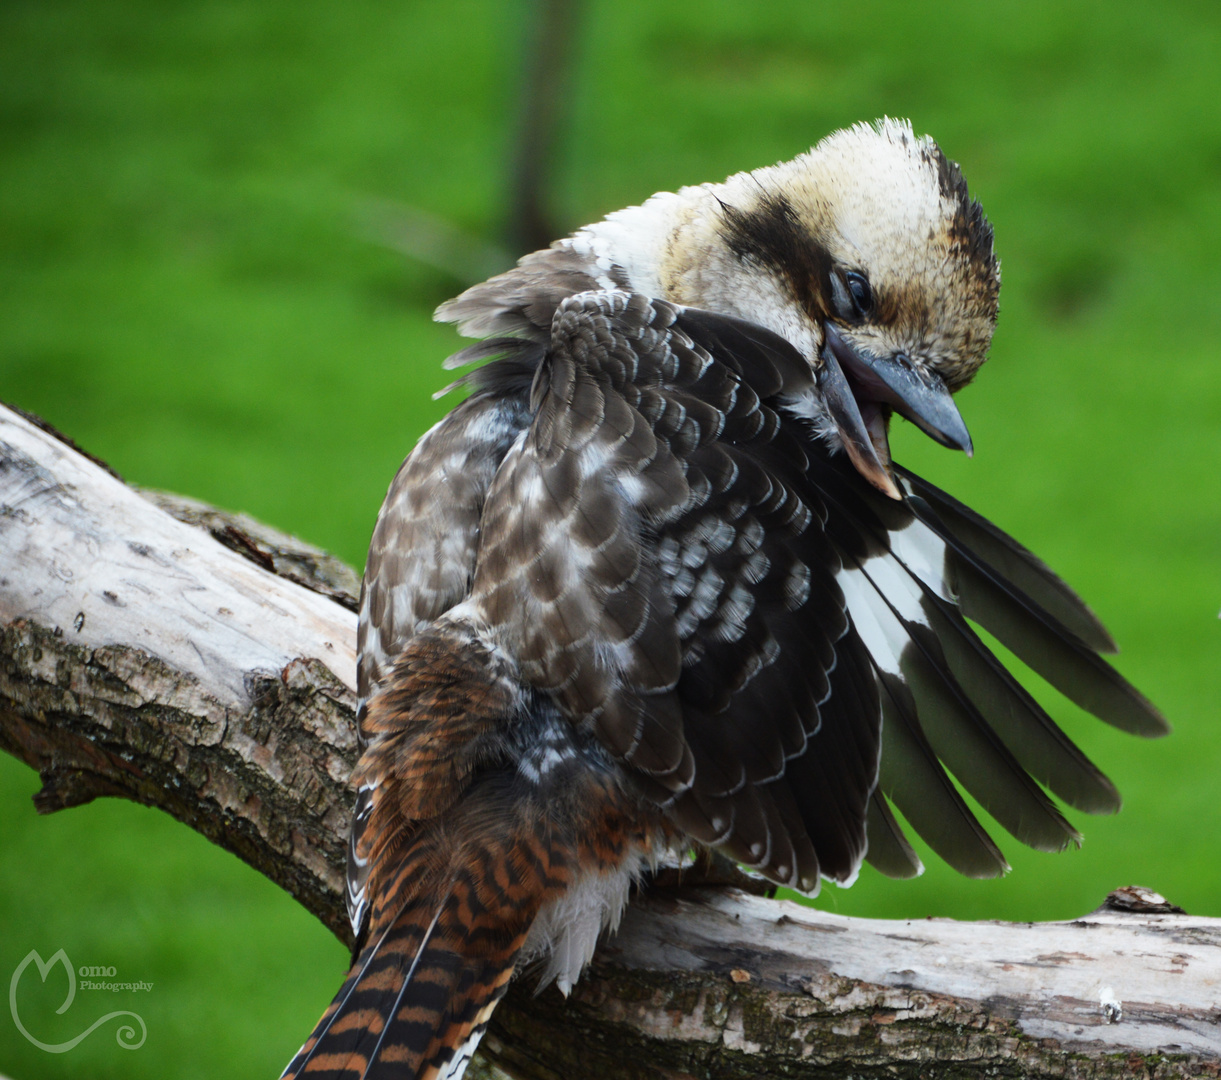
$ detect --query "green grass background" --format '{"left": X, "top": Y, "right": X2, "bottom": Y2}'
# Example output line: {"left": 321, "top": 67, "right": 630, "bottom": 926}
{"left": 2, "top": 1, "right": 1219, "bottom": 1076}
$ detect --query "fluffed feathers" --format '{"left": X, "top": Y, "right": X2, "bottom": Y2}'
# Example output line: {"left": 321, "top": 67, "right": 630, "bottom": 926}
{"left": 287, "top": 626, "right": 665, "bottom": 1080}
{"left": 287, "top": 119, "right": 1166, "bottom": 1080}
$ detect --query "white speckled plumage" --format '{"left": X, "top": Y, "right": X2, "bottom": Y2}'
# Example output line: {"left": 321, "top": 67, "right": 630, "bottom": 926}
{"left": 286, "top": 120, "right": 1166, "bottom": 1080}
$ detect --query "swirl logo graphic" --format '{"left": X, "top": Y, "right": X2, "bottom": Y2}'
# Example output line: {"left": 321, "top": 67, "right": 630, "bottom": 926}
{"left": 9, "top": 949, "right": 147, "bottom": 1053}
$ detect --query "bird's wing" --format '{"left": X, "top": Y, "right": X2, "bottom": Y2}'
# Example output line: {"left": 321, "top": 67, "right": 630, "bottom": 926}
{"left": 458, "top": 291, "right": 1168, "bottom": 892}
{"left": 464, "top": 290, "right": 879, "bottom": 892}
{"left": 348, "top": 355, "right": 536, "bottom": 938}
{"left": 356, "top": 379, "right": 535, "bottom": 704}
{"left": 790, "top": 407, "right": 1169, "bottom": 879}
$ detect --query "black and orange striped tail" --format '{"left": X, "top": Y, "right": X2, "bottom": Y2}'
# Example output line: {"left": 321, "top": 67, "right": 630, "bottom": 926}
{"left": 282, "top": 892, "right": 521, "bottom": 1080}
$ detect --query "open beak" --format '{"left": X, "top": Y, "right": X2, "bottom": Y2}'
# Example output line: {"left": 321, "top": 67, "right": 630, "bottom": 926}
{"left": 819, "top": 322, "right": 973, "bottom": 500}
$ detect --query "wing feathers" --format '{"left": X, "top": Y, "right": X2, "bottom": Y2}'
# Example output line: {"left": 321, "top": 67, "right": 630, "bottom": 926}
{"left": 875, "top": 670, "right": 1010, "bottom": 878}
{"left": 377, "top": 297, "right": 1160, "bottom": 902}
{"left": 922, "top": 596, "right": 1122, "bottom": 814}
{"left": 949, "top": 552, "right": 1168, "bottom": 737}
{"left": 863, "top": 788, "right": 923, "bottom": 880}
{"left": 896, "top": 468, "right": 1118, "bottom": 653}
{"left": 782, "top": 628, "right": 880, "bottom": 885}
{"left": 796, "top": 439, "right": 1163, "bottom": 874}
{"left": 334, "top": 246, "right": 1167, "bottom": 1080}
{"left": 895, "top": 612, "right": 1081, "bottom": 853}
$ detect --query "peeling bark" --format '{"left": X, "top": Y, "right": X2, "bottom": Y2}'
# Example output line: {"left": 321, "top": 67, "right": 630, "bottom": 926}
{"left": 2, "top": 401, "right": 1218, "bottom": 1078}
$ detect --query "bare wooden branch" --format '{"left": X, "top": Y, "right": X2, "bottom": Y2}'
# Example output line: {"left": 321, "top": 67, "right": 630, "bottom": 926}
{"left": 0, "top": 402, "right": 360, "bottom": 944}
{"left": 2, "top": 401, "right": 1218, "bottom": 1079}
{"left": 478, "top": 886, "right": 1221, "bottom": 1079}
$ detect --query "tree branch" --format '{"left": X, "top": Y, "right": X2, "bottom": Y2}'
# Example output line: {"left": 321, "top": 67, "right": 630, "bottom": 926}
{"left": 0, "top": 402, "right": 360, "bottom": 944}
{"left": 2, "top": 402, "right": 1218, "bottom": 1078}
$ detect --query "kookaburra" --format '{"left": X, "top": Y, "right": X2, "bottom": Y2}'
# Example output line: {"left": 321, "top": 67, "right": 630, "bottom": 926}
{"left": 283, "top": 119, "right": 1166, "bottom": 1080}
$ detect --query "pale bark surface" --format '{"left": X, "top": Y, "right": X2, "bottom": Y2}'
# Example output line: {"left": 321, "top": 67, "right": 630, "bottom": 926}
{"left": 0, "top": 402, "right": 360, "bottom": 943}
{"left": 2, "top": 401, "right": 1218, "bottom": 1078}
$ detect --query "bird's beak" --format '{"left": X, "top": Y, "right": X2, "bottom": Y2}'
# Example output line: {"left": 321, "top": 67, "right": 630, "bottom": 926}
{"left": 819, "top": 322, "right": 973, "bottom": 500}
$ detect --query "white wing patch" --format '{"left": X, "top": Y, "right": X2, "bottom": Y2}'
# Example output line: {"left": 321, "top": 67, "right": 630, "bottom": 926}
{"left": 837, "top": 563, "right": 913, "bottom": 677}
{"left": 887, "top": 515, "right": 954, "bottom": 602}
{"left": 837, "top": 511, "right": 951, "bottom": 680}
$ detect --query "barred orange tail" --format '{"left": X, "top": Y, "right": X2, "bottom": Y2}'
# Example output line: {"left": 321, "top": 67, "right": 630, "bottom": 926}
{"left": 284, "top": 625, "right": 665, "bottom": 1080}
{"left": 282, "top": 888, "right": 523, "bottom": 1080}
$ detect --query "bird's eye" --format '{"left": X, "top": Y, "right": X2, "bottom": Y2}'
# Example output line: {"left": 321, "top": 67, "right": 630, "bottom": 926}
{"left": 828, "top": 270, "right": 875, "bottom": 322}
{"left": 843, "top": 271, "right": 873, "bottom": 316}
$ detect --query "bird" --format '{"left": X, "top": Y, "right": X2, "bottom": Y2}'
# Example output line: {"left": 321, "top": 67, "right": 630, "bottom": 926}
{"left": 281, "top": 118, "right": 1167, "bottom": 1080}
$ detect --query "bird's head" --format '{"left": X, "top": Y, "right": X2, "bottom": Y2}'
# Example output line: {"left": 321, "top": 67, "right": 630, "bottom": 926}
{"left": 576, "top": 118, "right": 1001, "bottom": 498}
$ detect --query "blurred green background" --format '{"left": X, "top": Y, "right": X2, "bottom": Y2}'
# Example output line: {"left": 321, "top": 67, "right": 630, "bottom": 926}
{"left": 2, "top": 1, "right": 1219, "bottom": 1076}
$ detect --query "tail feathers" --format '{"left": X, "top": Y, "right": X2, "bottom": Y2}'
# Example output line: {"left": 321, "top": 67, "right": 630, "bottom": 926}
{"left": 282, "top": 895, "right": 519, "bottom": 1080}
